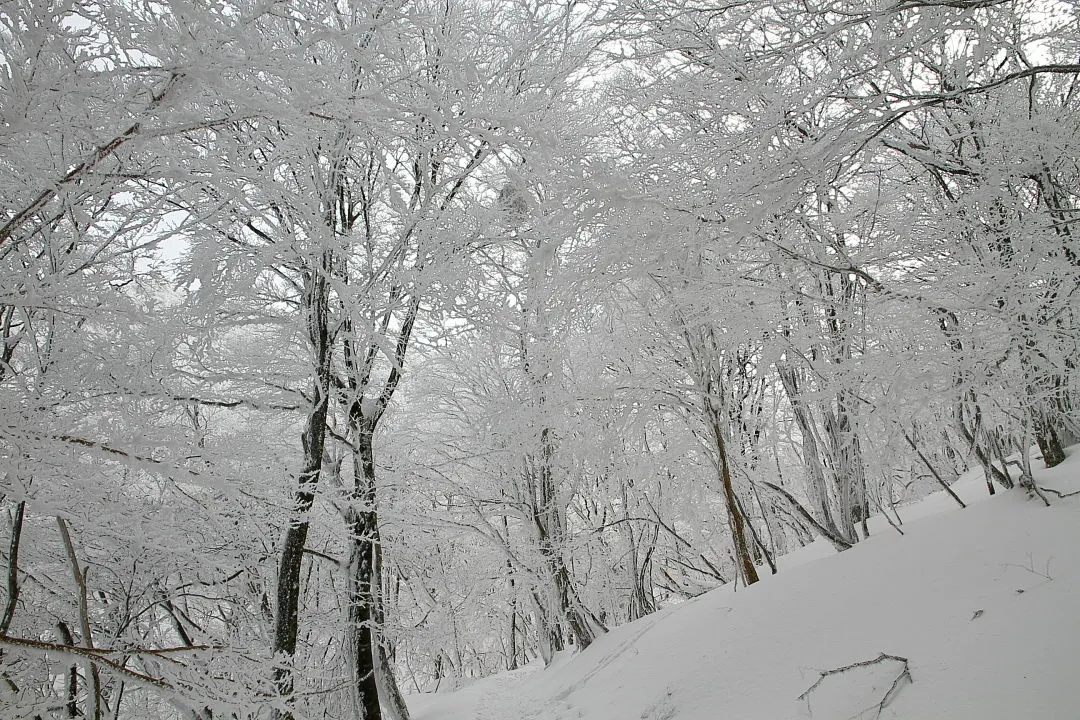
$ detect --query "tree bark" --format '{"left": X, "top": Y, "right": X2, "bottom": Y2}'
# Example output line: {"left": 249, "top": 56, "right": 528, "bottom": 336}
{"left": 1033, "top": 409, "right": 1066, "bottom": 469}
{"left": 824, "top": 390, "right": 870, "bottom": 540}
{"left": 345, "top": 423, "right": 382, "bottom": 720}
{"left": 56, "top": 621, "right": 79, "bottom": 718}
{"left": 760, "top": 481, "right": 853, "bottom": 551}
{"left": 903, "top": 431, "right": 966, "bottom": 508}
{"left": 0, "top": 501, "right": 25, "bottom": 635}
{"left": 532, "top": 428, "right": 604, "bottom": 651}
{"left": 777, "top": 363, "right": 848, "bottom": 542}
{"left": 56, "top": 518, "right": 101, "bottom": 720}
{"left": 706, "top": 405, "right": 759, "bottom": 586}
{"left": 371, "top": 483, "right": 411, "bottom": 720}
{"left": 272, "top": 251, "right": 334, "bottom": 720}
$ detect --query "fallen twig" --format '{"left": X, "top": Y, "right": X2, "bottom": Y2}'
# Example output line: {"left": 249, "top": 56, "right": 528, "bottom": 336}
{"left": 798, "top": 652, "right": 912, "bottom": 718}
{"left": 1038, "top": 486, "right": 1080, "bottom": 499}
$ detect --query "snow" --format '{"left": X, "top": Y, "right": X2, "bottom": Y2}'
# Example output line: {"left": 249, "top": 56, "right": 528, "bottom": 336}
{"left": 408, "top": 449, "right": 1080, "bottom": 720}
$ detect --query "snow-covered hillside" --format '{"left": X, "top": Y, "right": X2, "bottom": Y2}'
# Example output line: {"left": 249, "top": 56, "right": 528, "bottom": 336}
{"left": 408, "top": 451, "right": 1080, "bottom": 720}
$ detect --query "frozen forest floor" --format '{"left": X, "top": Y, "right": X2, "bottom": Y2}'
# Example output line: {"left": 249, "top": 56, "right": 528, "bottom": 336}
{"left": 408, "top": 449, "right": 1080, "bottom": 720}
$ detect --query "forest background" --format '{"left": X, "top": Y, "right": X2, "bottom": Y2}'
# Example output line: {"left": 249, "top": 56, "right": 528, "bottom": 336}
{"left": 1, "top": 0, "right": 1078, "bottom": 718}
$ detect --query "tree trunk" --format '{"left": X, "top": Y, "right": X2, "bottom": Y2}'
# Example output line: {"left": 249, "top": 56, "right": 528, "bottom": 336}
{"left": 346, "top": 424, "right": 382, "bottom": 720}
{"left": 824, "top": 391, "right": 869, "bottom": 541}
{"left": 507, "top": 608, "right": 519, "bottom": 670}
{"left": 903, "top": 431, "right": 966, "bottom": 509}
{"left": 504, "top": 516, "right": 520, "bottom": 670}
{"left": 371, "top": 515, "right": 410, "bottom": 720}
{"left": 621, "top": 481, "right": 658, "bottom": 620}
{"left": 1, "top": 500, "right": 24, "bottom": 635}
{"left": 957, "top": 394, "right": 1012, "bottom": 491}
{"left": 777, "top": 364, "right": 847, "bottom": 542}
{"left": 272, "top": 252, "right": 333, "bottom": 720}
{"left": 733, "top": 491, "right": 777, "bottom": 575}
{"left": 761, "top": 481, "right": 852, "bottom": 551}
{"left": 532, "top": 428, "right": 604, "bottom": 652}
{"left": 56, "top": 518, "right": 101, "bottom": 720}
{"left": 1033, "top": 409, "right": 1067, "bottom": 469}
{"left": 706, "top": 405, "right": 759, "bottom": 586}
{"left": 531, "top": 588, "right": 560, "bottom": 664}
{"left": 535, "top": 502, "right": 598, "bottom": 652}
{"left": 56, "top": 622, "right": 79, "bottom": 718}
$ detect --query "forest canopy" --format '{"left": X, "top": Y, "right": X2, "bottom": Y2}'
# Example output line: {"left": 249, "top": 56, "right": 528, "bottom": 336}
{"left": 1, "top": 0, "right": 1077, "bottom": 718}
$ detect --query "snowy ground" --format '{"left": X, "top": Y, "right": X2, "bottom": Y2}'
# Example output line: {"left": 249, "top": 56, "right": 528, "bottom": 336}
{"left": 408, "top": 449, "right": 1080, "bottom": 720}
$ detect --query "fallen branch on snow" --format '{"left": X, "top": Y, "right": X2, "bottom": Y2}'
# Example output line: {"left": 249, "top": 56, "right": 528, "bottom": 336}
{"left": 798, "top": 652, "right": 912, "bottom": 718}
{"left": 1038, "top": 486, "right": 1080, "bottom": 499}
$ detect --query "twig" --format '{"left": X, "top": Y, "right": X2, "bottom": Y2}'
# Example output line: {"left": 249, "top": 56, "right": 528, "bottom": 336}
{"left": 1038, "top": 486, "right": 1080, "bottom": 498}
{"left": 1003, "top": 554, "right": 1053, "bottom": 582}
{"left": 0, "top": 633, "right": 175, "bottom": 691}
{"left": 302, "top": 548, "right": 343, "bottom": 567}
{"left": 876, "top": 658, "right": 913, "bottom": 715}
{"left": 798, "top": 652, "right": 912, "bottom": 719}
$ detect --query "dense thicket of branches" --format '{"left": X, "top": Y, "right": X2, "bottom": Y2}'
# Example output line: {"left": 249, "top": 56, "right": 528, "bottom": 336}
{"left": 1, "top": 0, "right": 1077, "bottom": 717}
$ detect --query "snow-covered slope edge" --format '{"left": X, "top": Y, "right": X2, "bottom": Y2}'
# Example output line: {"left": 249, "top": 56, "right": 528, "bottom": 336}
{"left": 409, "top": 451, "right": 1080, "bottom": 720}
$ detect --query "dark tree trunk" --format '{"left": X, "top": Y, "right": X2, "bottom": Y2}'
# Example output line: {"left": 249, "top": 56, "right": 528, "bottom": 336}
{"left": 1, "top": 500, "right": 24, "bottom": 635}
{"left": 904, "top": 431, "right": 966, "bottom": 509}
{"left": 338, "top": 283, "right": 418, "bottom": 717}
{"left": 532, "top": 427, "right": 604, "bottom": 652}
{"left": 535, "top": 497, "right": 598, "bottom": 652}
{"left": 940, "top": 313, "right": 1012, "bottom": 496}
{"left": 707, "top": 405, "right": 759, "bottom": 586}
{"left": 372, "top": 497, "right": 410, "bottom": 720}
{"left": 957, "top": 395, "right": 1012, "bottom": 491}
{"left": 733, "top": 491, "right": 777, "bottom": 575}
{"left": 504, "top": 516, "right": 519, "bottom": 670}
{"left": 272, "top": 253, "right": 333, "bottom": 720}
{"left": 346, "top": 423, "right": 382, "bottom": 720}
{"left": 56, "top": 622, "right": 79, "bottom": 718}
{"left": 0, "top": 500, "right": 24, "bottom": 697}
{"left": 508, "top": 608, "right": 519, "bottom": 670}
{"left": 1034, "top": 411, "right": 1067, "bottom": 469}
{"left": 621, "top": 481, "right": 659, "bottom": 619}
{"left": 722, "top": 460, "right": 760, "bottom": 586}
{"left": 761, "top": 481, "right": 852, "bottom": 551}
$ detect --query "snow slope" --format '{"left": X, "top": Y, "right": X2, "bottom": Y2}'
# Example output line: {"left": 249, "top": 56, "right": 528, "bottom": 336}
{"left": 408, "top": 451, "right": 1080, "bottom": 720}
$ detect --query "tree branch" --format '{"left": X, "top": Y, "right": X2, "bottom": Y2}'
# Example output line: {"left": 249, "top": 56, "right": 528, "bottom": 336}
{"left": 56, "top": 518, "right": 102, "bottom": 720}
{"left": 760, "top": 481, "right": 852, "bottom": 551}
{"left": 798, "top": 652, "right": 912, "bottom": 718}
